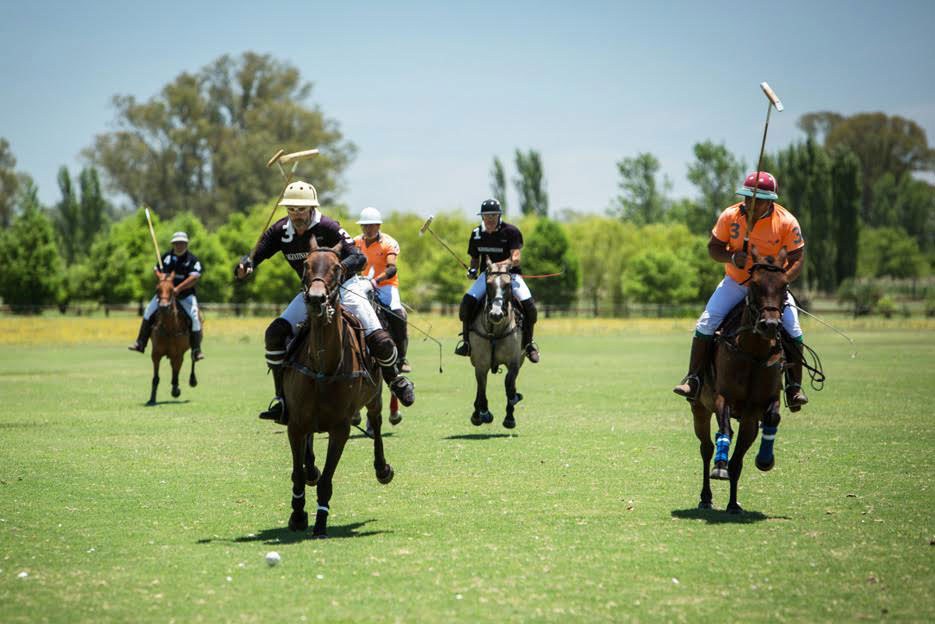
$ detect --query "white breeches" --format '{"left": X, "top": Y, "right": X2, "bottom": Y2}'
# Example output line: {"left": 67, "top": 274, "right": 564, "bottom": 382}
{"left": 280, "top": 276, "right": 382, "bottom": 336}
{"left": 695, "top": 276, "right": 802, "bottom": 338}
{"left": 144, "top": 294, "right": 201, "bottom": 331}
{"left": 375, "top": 285, "right": 403, "bottom": 311}
{"left": 467, "top": 272, "right": 532, "bottom": 301}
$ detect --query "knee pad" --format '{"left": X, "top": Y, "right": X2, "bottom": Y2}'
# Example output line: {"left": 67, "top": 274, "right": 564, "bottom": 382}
{"left": 367, "top": 329, "right": 398, "bottom": 367}
{"left": 265, "top": 318, "right": 292, "bottom": 353}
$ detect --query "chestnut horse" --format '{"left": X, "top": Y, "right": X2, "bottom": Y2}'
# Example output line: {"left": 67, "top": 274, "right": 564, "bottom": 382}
{"left": 147, "top": 273, "right": 197, "bottom": 405}
{"left": 691, "top": 246, "right": 789, "bottom": 513}
{"left": 468, "top": 260, "right": 524, "bottom": 429}
{"left": 282, "top": 238, "right": 391, "bottom": 538}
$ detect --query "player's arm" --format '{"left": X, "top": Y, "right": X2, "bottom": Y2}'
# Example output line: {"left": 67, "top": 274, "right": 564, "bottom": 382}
{"left": 708, "top": 234, "right": 745, "bottom": 268}
{"left": 377, "top": 252, "right": 398, "bottom": 284}
{"left": 784, "top": 248, "right": 805, "bottom": 283}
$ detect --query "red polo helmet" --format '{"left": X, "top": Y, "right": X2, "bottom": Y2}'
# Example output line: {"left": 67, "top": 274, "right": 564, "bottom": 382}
{"left": 736, "top": 171, "right": 778, "bottom": 201}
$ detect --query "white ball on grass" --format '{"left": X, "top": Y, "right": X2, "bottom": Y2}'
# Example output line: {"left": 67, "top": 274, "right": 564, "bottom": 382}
{"left": 265, "top": 551, "right": 281, "bottom": 567}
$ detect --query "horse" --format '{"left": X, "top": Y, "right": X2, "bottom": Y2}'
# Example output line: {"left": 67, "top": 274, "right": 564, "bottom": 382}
{"left": 467, "top": 259, "right": 525, "bottom": 429}
{"left": 281, "top": 238, "right": 391, "bottom": 538}
{"left": 691, "top": 246, "right": 789, "bottom": 513}
{"left": 147, "top": 273, "right": 197, "bottom": 405}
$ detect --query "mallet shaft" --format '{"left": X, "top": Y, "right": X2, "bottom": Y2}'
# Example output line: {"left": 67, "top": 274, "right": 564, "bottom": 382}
{"left": 144, "top": 207, "right": 164, "bottom": 272}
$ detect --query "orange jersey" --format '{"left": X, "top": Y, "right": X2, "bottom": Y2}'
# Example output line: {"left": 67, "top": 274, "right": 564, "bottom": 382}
{"left": 712, "top": 202, "right": 804, "bottom": 283}
{"left": 354, "top": 233, "right": 400, "bottom": 287}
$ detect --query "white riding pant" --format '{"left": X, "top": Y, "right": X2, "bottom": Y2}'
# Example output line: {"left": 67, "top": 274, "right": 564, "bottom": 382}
{"left": 467, "top": 272, "right": 533, "bottom": 301}
{"left": 375, "top": 285, "right": 403, "bottom": 311}
{"left": 143, "top": 294, "right": 201, "bottom": 331}
{"left": 695, "top": 276, "right": 802, "bottom": 338}
{"left": 280, "top": 276, "right": 382, "bottom": 336}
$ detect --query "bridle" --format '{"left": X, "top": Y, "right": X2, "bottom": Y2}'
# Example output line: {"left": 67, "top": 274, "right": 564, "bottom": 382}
{"left": 742, "top": 263, "right": 788, "bottom": 339}
{"left": 485, "top": 267, "right": 513, "bottom": 325}
{"left": 303, "top": 248, "right": 344, "bottom": 323}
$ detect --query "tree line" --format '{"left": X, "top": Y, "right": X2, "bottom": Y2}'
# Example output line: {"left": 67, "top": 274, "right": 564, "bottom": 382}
{"left": 1, "top": 52, "right": 932, "bottom": 314}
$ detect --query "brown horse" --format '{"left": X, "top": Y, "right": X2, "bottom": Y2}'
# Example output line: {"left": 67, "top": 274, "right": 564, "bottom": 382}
{"left": 468, "top": 260, "right": 525, "bottom": 429}
{"left": 282, "top": 238, "right": 390, "bottom": 538}
{"left": 691, "top": 246, "right": 788, "bottom": 513}
{"left": 147, "top": 273, "right": 197, "bottom": 405}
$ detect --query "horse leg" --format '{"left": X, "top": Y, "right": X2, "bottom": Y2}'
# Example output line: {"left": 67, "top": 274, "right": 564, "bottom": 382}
{"left": 287, "top": 427, "right": 309, "bottom": 531}
{"left": 692, "top": 402, "right": 714, "bottom": 509}
{"left": 312, "top": 423, "right": 350, "bottom": 538}
{"left": 755, "top": 399, "right": 782, "bottom": 472}
{"left": 148, "top": 355, "right": 160, "bottom": 405}
{"left": 503, "top": 363, "right": 522, "bottom": 429}
{"left": 471, "top": 367, "right": 492, "bottom": 426}
{"left": 189, "top": 350, "right": 198, "bottom": 387}
{"left": 367, "top": 392, "right": 393, "bottom": 484}
{"left": 711, "top": 395, "right": 733, "bottom": 480}
{"left": 727, "top": 411, "right": 760, "bottom": 514}
{"left": 305, "top": 433, "right": 319, "bottom": 486}
{"left": 170, "top": 352, "right": 182, "bottom": 398}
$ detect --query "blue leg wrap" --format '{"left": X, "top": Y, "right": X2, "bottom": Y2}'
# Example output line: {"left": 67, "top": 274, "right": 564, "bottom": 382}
{"left": 714, "top": 432, "right": 731, "bottom": 464}
{"left": 757, "top": 425, "right": 778, "bottom": 463}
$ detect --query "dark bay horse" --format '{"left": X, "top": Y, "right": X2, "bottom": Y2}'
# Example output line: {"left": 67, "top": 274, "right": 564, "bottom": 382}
{"left": 147, "top": 273, "right": 197, "bottom": 405}
{"left": 468, "top": 260, "right": 524, "bottom": 429}
{"left": 281, "top": 238, "right": 391, "bottom": 538}
{"left": 691, "top": 247, "right": 789, "bottom": 513}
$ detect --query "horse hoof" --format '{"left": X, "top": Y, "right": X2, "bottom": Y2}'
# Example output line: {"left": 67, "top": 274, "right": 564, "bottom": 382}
{"left": 502, "top": 415, "right": 516, "bottom": 429}
{"left": 755, "top": 456, "right": 775, "bottom": 472}
{"left": 509, "top": 393, "right": 524, "bottom": 407}
{"left": 710, "top": 467, "right": 729, "bottom": 481}
{"left": 306, "top": 466, "right": 320, "bottom": 486}
{"left": 698, "top": 500, "right": 713, "bottom": 510}
{"left": 481, "top": 410, "right": 494, "bottom": 424}
{"left": 470, "top": 412, "right": 483, "bottom": 426}
{"left": 726, "top": 503, "right": 744, "bottom": 515}
{"left": 377, "top": 464, "right": 394, "bottom": 485}
{"left": 288, "top": 511, "right": 308, "bottom": 532}
{"left": 171, "top": 387, "right": 181, "bottom": 398}
{"left": 146, "top": 400, "right": 156, "bottom": 406}
{"left": 389, "top": 411, "right": 402, "bottom": 426}
{"left": 351, "top": 411, "right": 361, "bottom": 426}
{"left": 189, "top": 377, "right": 197, "bottom": 388}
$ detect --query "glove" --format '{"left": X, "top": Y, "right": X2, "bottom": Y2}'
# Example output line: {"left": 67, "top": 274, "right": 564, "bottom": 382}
{"left": 234, "top": 255, "right": 254, "bottom": 278}
{"left": 467, "top": 267, "right": 478, "bottom": 280}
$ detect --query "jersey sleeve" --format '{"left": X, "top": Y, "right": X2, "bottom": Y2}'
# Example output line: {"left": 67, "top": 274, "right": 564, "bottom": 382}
{"left": 158, "top": 252, "right": 173, "bottom": 273}
{"left": 467, "top": 228, "right": 479, "bottom": 259}
{"left": 384, "top": 236, "right": 400, "bottom": 256}
{"left": 712, "top": 210, "right": 734, "bottom": 242}
{"left": 781, "top": 213, "right": 806, "bottom": 251}
{"left": 252, "top": 223, "right": 281, "bottom": 267}
{"left": 510, "top": 226, "right": 524, "bottom": 250}
{"left": 190, "top": 255, "right": 203, "bottom": 276}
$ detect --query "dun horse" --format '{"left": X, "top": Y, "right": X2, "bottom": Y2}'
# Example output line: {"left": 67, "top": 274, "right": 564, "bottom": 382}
{"left": 468, "top": 260, "right": 525, "bottom": 429}
{"left": 282, "top": 238, "right": 393, "bottom": 538}
{"left": 147, "top": 273, "right": 197, "bottom": 404}
{"left": 691, "top": 247, "right": 789, "bottom": 513}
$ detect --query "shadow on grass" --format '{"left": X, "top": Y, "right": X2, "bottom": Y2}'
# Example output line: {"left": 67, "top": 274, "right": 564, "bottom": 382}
{"left": 443, "top": 433, "right": 518, "bottom": 441}
{"left": 197, "top": 519, "right": 388, "bottom": 544}
{"left": 670, "top": 508, "right": 790, "bottom": 524}
{"left": 143, "top": 399, "right": 191, "bottom": 407}
{"left": 269, "top": 431, "right": 396, "bottom": 439}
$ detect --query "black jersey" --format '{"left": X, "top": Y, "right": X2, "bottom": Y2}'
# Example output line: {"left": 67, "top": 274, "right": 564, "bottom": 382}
{"left": 157, "top": 250, "right": 202, "bottom": 298}
{"left": 253, "top": 214, "right": 364, "bottom": 280}
{"left": 467, "top": 221, "right": 524, "bottom": 272}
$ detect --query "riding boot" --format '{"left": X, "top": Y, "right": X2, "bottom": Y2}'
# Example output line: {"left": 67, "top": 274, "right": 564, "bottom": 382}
{"left": 128, "top": 316, "right": 154, "bottom": 353}
{"left": 785, "top": 359, "right": 809, "bottom": 412}
{"left": 387, "top": 309, "right": 411, "bottom": 372}
{"left": 258, "top": 364, "right": 287, "bottom": 424}
{"left": 367, "top": 329, "right": 415, "bottom": 406}
{"left": 190, "top": 330, "right": 205, "bottom": 361}
{"left": 454, "top": 294, "right": 478, "bottom": 357}
{"left": 520, "top": 298, "right": 540, "bottom": 363}
{"left": 673, "top": 334, "right": 714, "bottom": 401}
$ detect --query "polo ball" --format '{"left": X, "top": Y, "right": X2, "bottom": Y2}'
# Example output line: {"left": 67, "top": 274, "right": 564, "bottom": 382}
{"left": 265, "top": 551, "right": 281, "bottom": 567}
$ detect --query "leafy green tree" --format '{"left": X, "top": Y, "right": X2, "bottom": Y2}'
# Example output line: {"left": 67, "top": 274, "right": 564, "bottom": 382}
{"left": 521, "top": 218, "right": 579, "bottom": 306}
{"left": 53, "top": 166, "right": 111, "bottom": 264}
{"left": 622, "top": 250, "right": 696, "bottom": 306}
{"left": 830, "top": 147, "right": 862, "bottom": 283}
{"left": 836, "top": 277, "right": 882, "bottom": 317}
{"left": 611, "top": 152, "right": 668, "bottom": 224}
{"left": 513, "top": 149, "right": 548, "bottom": 216}
{"left": 685, "top": 141, "right": 745, "bottom": 233}
{"left": 85, "top": 52, "right": 356, "bottom": 225}
{"left": 0, "top": 138, "right": 20, "bottom": 228}
{"left": 0, "top": 198, "right": 63, "bottom": 311}
{"left": 857, "top": 227, "right": 928, "bottom": 279}
{"left": 490, "top": 157, "right": 508, "bottom": 213}
{"left": 870, "top": 173, "right": 935, "bottom": 253}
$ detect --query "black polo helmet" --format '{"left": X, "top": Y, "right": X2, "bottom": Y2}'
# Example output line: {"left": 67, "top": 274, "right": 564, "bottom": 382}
{"left": 478, "top": 199, "right": 502, "bottom": 215}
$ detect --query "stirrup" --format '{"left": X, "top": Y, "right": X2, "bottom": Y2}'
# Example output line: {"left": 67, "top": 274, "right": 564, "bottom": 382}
{"left": 673, "top": 374, "right": 701, "bottom": 401}
{"left": 454, "top": 339, "right": 470, "bottom": 357}
{"left": 259, "top": 397, "right": 287, "bottom": 424}
{"left": 192, "top": 349, "right": 205, "bottom": 361}
{"left": 127, "top": 342, "right": 145, "bottom": 353}
{"left": 525, "top": 342, "right": 540, "bottom": 363}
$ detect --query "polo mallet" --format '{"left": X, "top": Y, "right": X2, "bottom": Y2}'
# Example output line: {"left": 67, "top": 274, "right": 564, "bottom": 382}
{"left": 143, "top": 207, "right": 164, "bottom": 272}
{"left": 250, "top": 148, "right": 320, "bottom": 261}
{"left": 419, "top": 215, "right": 471, "bottom": 272}
{"left": 743, "top": 82, "right": 784, "bottom": 253}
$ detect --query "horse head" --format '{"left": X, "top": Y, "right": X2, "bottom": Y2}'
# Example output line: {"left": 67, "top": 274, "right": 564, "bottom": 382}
{"left": 746, "top": 245, "right": 789, "bottom": 340}
{"left": 156, "top": 272, "right": 176, "bottom": 312}
{"left": 302, "top": 236, "right": 344, "bottom": 320}
{"left": 485, "top": 259, "right": 514, "bottom": 324}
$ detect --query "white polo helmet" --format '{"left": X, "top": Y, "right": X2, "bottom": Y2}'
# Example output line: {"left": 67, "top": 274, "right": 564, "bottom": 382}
{"left": 356, "top": 207, "right": 383, "bottom": 225}
{"left": 170, "top": 231, "right": 189, "bottom": 243}
{"left": 278, "top": 181, "right": 320, "bottom": 207}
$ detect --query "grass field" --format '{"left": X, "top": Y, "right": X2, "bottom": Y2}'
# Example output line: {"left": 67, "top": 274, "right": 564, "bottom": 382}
{"left": 1, "top": 317, "right": 933, "bottom": 622}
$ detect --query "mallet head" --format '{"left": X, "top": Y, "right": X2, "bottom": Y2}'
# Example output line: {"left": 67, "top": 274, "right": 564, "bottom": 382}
{"left": 279, "top": 148, "right": 320, "bottom": 164}
{"left": 266, "top": 148, "right": 285, "bottom": 168}
{"left": 419, "top": 215, "right": 435, "bottom": 237}
{"left": 760, "top": 82, "right": 783, "bottom": 112}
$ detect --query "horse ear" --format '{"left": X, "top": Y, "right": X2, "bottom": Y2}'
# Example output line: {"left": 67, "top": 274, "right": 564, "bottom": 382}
{"left": 309, "top": 236, "right": 319, "bottom": 251}
{"left": 777, "top": 246, "right": 788, "bottom": 266}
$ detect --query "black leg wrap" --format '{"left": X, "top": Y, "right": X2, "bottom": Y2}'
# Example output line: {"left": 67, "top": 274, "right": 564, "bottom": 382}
{"left": 386, "top": 308, "right": 409, "bottom": 361}
{"left": 520, "top": 298, "right": 538, "bottom": 346}
{"left": 456, "top": 294, "right": 479, "bottom": 356}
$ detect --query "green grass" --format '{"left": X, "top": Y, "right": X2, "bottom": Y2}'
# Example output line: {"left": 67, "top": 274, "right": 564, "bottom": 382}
{"left": 1, "top": 320, "right": 933, "bottom": 622}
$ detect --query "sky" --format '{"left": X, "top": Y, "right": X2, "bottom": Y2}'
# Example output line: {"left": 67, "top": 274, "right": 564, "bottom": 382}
{"left": 2, "top": 1, "right": 934, "bottom": 219}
